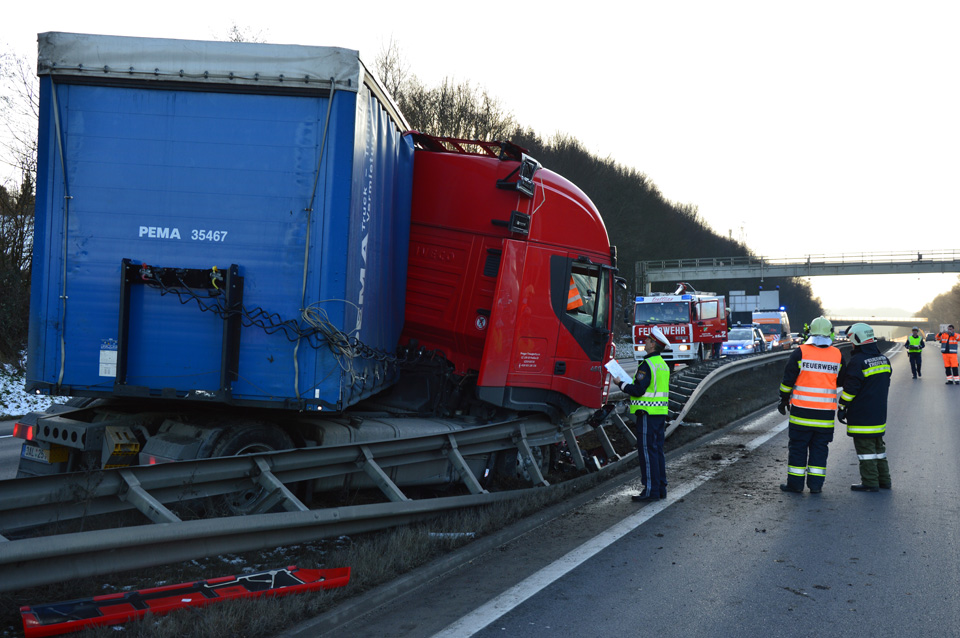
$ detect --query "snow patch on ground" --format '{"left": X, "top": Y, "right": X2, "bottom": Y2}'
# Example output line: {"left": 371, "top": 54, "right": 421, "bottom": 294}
{"left": 0, "top": 365, "right": 65, "bottom": 418}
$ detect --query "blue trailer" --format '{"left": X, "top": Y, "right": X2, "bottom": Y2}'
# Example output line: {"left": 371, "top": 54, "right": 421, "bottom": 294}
{"left": 16, "top": 33, "right": 606, "bottom": 492}
{"left": 29, "top": 32, "right": 414, "bottom": 412}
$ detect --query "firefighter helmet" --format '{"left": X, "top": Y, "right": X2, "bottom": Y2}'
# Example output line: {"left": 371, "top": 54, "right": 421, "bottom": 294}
{"left": 808, "top": 316, "right": 833, "bottom": 337}
{"left": 847, "top": 322, "right": 876, "bottom": 346}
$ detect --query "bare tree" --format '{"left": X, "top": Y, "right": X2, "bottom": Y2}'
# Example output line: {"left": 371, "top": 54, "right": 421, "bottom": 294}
{"left": 0, "top": 51, "right": 39, "bottom": 185}
{"left": 0, "top": 52, "right": 37, "bottom": 368}
{"left": 372, "top": 39, "right": 516, "bottom": 140}
{"left": 221, "top": 23, "right": 267, "bottom": 43}
{"left": 405, "top": 76, "right": 517, "bottom": 140}
{"left": 374, "top": 36, "right": 410, "bottom": 101}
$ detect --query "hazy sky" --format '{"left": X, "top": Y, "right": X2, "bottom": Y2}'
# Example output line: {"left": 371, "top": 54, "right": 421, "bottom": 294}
{"left": 3, "top": 1, "right": 958, "bottom": 316}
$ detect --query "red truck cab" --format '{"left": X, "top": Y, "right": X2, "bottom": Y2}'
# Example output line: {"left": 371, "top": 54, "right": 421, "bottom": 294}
{"left": 397, "top": 134, "right": 616, "bottom": 419}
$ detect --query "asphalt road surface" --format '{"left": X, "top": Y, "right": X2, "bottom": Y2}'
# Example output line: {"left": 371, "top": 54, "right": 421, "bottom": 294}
{"left": 303, "top": 345, "right": 960, "bottom": 638}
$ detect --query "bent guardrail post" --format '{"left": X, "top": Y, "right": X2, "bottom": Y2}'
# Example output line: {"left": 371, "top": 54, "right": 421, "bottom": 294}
{"left": 444, "top": 434, "right": 487, "bottom": 495}
{"left": 612, "top": 412, "right": 638, "bottom": 447}
{"left": 252, "top": 457, "right": 309, "bottom": 513}
{"left": 513, "top": 425, "right": 549, "bottom": 487}
{"left": 593, "top": 422, "right": 619, "bottom": 462}
{"left": 357, "top": 445, "right": 410, "bottom": 502}
{"left": 560, "top": 425, "right": 586, "bottom": 471}
{"left": 117, "top": 469, "right": 181, "bottom": 524}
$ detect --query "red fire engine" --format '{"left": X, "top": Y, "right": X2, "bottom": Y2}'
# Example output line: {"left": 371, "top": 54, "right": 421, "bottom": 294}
{"left": 631, "top": 283, "right": 727, "bottom": 367}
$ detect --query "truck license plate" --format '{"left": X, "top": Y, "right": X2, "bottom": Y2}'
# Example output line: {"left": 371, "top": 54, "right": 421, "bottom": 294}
{"left": 20, "top": 443, "right": 50, "bottom": 463}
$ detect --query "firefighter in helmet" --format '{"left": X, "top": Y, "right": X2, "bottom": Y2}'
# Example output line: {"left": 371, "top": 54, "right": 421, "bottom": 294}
{"left": 777, "top": 316, "right": 845, "bottom": 493}
{"left": 838, "top": 323, "right": 892, "bottom": 491}
{"left": 617, "top": 326, "right": 671, "bottom": 502}
{"left": 906, "top": 326, "right": 924, "bottom": 379}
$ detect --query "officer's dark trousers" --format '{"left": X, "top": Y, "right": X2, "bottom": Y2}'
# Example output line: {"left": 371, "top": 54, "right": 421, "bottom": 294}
{"left": 908, "top": 353, "right": 922, "bottom": 377}
{"left": 636, "top": 411, "right": 667, "bottom": 497}
{"left": 785, "top": 426, "right": 834, "bottom": 491}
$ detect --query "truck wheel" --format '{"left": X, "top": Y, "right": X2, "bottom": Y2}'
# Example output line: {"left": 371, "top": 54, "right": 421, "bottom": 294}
{"left": 209, "top": 424, "right": 294, "bottom": 516}
{"left": 491, "top": 444, "right": 551, "bottom": 487}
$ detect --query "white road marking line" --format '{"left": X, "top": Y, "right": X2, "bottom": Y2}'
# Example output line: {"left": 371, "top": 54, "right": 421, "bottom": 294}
{"left": 430, "top": 419, "right": 789, "bottom": 638}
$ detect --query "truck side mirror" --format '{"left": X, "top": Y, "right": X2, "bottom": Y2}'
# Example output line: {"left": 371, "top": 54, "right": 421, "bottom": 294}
{"left": 624, "top": 307, "right": 632, "bottom": 325}
{"left": 615, "top": 276, "right": 628, "bottom": 290}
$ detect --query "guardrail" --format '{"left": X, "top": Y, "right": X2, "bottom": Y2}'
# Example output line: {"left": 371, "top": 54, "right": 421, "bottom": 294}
{"left": 0, "top": 352, "right": 797, "bottom": 591}
{"left": 0, "top": 415, "right": 567, "bottom": 535}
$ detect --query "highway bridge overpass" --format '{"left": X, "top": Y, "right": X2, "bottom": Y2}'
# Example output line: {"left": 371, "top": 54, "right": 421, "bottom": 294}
{"left": 636, "top": 249, "right": 960, "bottom": 293}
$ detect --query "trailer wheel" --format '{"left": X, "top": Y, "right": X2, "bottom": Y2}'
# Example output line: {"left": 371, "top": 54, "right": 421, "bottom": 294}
{"left": 209, "top": 424, "right": 294, "bottom": 516}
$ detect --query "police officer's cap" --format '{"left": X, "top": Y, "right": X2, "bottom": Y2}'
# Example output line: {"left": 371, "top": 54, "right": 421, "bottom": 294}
{"left": 647, "top": 326, "right": 672, "bottom": 349}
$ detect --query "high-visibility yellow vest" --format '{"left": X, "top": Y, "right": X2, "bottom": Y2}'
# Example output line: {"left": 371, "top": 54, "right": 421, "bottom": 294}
{"left": 906, "top": 334, "right": 923, "bottom": 353}
{"left": 629, "top": 355, "right": 670, "bottom": 416}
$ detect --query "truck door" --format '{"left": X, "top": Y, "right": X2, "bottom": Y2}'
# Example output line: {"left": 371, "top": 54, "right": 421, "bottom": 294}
{"left": 476, "top": 243, "right": 610, "bottom": 414}
{"left": 696, "top": 299, "right": 723, "bottom": 343}
{"left": 550, "top": 255, "right": 610, "bottom": 408}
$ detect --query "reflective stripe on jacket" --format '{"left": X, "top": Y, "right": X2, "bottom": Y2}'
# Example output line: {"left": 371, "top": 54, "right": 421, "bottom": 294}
{"left": 937, "top": 332, "right": 959, "bottom": 354}
{"left": 786, "top": 344, "right": 841, "bottom": 428}
{"left": 629, "top": 355, "right": 670, "bottom": 416}
{"left": 566, "top": 277, "right": 584, "bottom": 311}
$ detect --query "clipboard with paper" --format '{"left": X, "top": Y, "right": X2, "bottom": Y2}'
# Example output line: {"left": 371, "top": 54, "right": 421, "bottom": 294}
{"left": 604, "top": 359, "right": 633, "bottom": 385}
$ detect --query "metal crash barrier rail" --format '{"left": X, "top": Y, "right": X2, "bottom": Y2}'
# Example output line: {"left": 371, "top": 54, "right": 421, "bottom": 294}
{"left": 0, "top": 351, "right": 806, "bottom": 591}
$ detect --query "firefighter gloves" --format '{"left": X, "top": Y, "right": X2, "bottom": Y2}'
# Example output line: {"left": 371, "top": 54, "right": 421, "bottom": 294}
{"left": 777, "top": 397, "right": 789, "bottom": 415}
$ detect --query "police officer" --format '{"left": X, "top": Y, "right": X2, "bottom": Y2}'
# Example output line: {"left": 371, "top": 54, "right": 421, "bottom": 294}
{"left": 935, "top": 324, "right": 959, "bottom": 384}
{"left": 838, "top": 323, "right": 892, "bottom": 492}
{"left": 618, "top": 326, "right": 671, "bottom": 502}
{"left": 778, "top": 316, "right": 845, "bottom": 494}
{"left": 906, "top": 326, "right": 924, "bottom": 379}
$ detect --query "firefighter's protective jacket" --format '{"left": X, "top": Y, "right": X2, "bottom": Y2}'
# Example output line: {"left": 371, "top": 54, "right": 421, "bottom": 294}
{"left": 779, "top": 344, "right": 844, "bottom": 430}
{"left": 839, "top": 342, "right": 891, "bottom": 437}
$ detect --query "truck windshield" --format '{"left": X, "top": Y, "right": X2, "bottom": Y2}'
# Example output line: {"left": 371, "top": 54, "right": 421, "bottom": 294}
{"left": 634, "top": 302, "right": 689, "bottom": 325}
{"left": 757, "top": 324, "right": 780, "bottom": 336}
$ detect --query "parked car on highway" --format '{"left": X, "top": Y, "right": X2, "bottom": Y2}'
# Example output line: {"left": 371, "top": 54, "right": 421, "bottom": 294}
{"left": 789, "top": 332, "right": 803, "bottom": 346}
{"left": 721, "top": 326, "right": 767, "bottom": 356}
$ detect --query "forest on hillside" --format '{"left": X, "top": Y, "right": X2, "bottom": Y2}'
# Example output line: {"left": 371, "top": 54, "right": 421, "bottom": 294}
{"left": 374, "top": 43, "right": 825, "bottom": 334}
{"left": 5, "top": 37, "right": 957, "bottom": 367}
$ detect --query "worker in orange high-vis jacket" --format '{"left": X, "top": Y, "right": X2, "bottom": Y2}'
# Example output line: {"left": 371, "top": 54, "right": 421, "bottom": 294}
{"left": 566, "top": 276, "right": 584, "bottom": 312}
{"left": 935, "top": 324, "right": 959, "bottom": 384}
{"left": 777, "top": 316, "right": 845, "bottom": 494}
